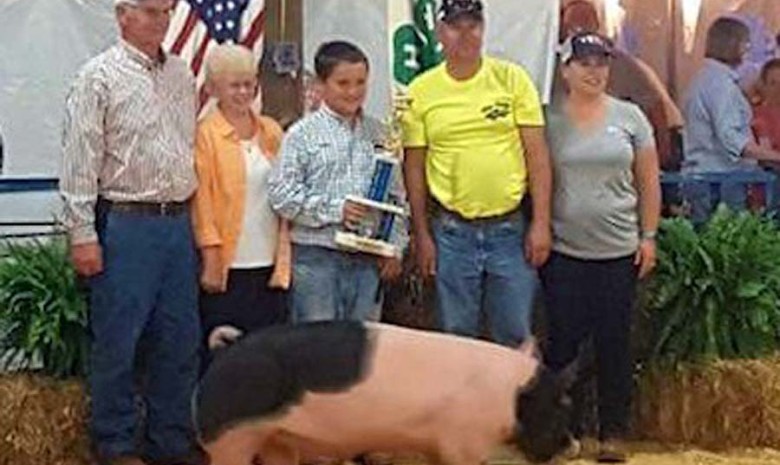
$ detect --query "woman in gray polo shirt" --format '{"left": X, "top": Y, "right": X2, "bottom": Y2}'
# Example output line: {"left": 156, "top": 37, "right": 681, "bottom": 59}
{"left": 542, "top": 32, "right": 661, "bottom": 463}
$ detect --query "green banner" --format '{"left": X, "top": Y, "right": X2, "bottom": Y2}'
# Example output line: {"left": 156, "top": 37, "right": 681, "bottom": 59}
{"left": 392, "top": 0, "right": 443, "bottom": 86}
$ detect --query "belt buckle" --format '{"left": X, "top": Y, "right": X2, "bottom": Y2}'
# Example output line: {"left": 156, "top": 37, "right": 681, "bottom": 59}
{"left": 160, "top": 202, "right": 169, "bottom": 216}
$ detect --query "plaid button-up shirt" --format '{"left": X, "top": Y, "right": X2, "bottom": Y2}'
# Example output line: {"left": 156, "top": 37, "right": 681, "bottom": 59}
{"left": 268, "top": 105, "right": 407, "bottom": 254}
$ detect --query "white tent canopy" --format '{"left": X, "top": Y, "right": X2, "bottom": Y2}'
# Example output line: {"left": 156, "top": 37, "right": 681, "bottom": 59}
{"left": 0, "top": 0, "right": 117, "bottom": 177}
{"left": 0, "top": 0, "right": 559, "bottom": 178}
{"left": 303, "top": 0, "right": 560, "bottom": 117}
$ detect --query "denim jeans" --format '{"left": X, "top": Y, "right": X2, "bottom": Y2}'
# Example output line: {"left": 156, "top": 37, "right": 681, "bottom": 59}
{"left": 432, "top": 209, "right": 537, "bottom": 346}
{"left": 290, "top": 244, "right": 381, "bottom": 322}
{"left": 90, "top": 210, "right": 200, "bottom": 462}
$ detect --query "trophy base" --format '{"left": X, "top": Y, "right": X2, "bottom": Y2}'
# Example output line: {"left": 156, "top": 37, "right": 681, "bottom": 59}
{"left": 334, "top": 231, "right": 399, "bottom": 258}
{"left": 344, "top": 194, "right": 405, "bottom": 215}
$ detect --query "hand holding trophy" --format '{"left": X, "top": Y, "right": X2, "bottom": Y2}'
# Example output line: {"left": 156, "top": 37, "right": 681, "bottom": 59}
{"left": 334, "top": 91, "right": 410, "bottom": 257}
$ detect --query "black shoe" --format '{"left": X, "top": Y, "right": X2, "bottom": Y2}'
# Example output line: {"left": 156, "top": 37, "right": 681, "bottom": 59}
{"left": 597, "top": 439, "right": 628, "bottom": 463}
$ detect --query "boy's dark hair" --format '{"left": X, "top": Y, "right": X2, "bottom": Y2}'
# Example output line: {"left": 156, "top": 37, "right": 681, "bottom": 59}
{"left": 705, "top": 17, "right": 750, "bottom": 66}
{"left": 761, "top": 58, "right": 780, "bottom": 82}
{"left": 314, "top": 41, "right": 369, "bottom": 81}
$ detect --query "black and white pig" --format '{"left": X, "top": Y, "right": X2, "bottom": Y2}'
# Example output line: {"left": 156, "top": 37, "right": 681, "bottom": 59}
{"left": 195, "top": 321, "right": 575, "bottom": 465}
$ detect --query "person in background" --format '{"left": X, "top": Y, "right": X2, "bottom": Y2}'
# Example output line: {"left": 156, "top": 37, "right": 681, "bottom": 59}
{"left": 192, "top": 44, "right": 291, "bottom": 353}
{"left": 59, "top": 1, "right": 202, "bottom": 464}
{"left": 683, "top": 17, "right": 780, "bottom": 218}
{"left": 558, "top": 0, "right": 684, "bottom": 172}
{"left": 752, "top": 58, "right": 780, "bottom": 151}
{"left": 268, "top": 40, "right": 406, "bottom": 323}
{"left": 775, "top": 32, "right": 780, "bottom": 59}
{"left": 684, "top": 17, "right": 780, "bottom": 171}
{"left": 542, "top": 32, "right": 661, "bottom": 463}
{"left": 302, "top": 69, "right": 324, "bottom": 115}
{"left": 402, "top": 0, "right": 553, "bottom": 347}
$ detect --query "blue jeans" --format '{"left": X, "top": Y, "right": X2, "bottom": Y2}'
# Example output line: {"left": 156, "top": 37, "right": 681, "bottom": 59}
{"left": 291, "top": 245, "right": 381, "bottom": 322}
{"left": 90, "top": 210, "right": 200, "bottom": 461}
{"left": 433, "top": 209, "right": 537, "bottom": 346}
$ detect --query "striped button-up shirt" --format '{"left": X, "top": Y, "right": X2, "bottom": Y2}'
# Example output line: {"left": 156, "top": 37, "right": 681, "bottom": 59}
{"left": 60, "top": 41, "right": 197, "bottom": 245}
{"left": 268, "top": 105, "right": 408, "bottom": 254}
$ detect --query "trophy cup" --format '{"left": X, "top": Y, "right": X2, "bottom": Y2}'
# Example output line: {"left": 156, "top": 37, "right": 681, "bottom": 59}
{"left": 334, "top": 93, "right": 410, "bottom": 257}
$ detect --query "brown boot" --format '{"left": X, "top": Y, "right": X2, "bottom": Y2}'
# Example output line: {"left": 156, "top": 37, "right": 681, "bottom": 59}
{"left": 597, "top": 439, "right": 628, "bottom": 463}
{"left": 562, "top": 436, "right": 583, "bottom": 461}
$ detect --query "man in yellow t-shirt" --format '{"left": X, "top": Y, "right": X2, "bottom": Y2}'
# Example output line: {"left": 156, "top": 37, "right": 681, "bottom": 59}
{"left": 402, "top": 0, "right": 552, "bottom": 346}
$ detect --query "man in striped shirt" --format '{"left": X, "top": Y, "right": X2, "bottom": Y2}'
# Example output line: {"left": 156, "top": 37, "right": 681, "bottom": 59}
{"left": 59, "top": 1, "right": 202, "bottom": 464}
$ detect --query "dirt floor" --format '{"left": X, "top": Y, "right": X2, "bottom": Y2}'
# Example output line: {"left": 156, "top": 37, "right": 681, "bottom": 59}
{"left": 386, "top": 443, "right": 780, "bottom": 465}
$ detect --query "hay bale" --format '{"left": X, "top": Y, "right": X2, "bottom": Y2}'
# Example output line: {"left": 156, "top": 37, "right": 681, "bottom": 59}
{"left": 0, "top": 374, "right": 91, "bottom": 465}
{"left": 635, "top": 357, "right": 780, "bottom": 450}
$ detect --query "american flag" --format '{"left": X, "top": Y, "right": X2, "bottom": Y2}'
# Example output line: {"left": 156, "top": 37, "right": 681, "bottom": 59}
{"left": 163, "top": 0, "right": 266, "bottom": 110}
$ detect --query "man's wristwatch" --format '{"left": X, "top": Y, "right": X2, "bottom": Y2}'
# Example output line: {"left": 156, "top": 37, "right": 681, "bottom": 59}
{"left": 641, "top": 230, "right": 657, "bottom": 241}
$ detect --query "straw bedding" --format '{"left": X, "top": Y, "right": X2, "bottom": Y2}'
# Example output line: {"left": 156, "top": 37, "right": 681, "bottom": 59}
{"left": 0, "top": 374, "right": 91, "bottom": 465}
{"left": 2, "top": 358, "right": 780, "bottom": 464}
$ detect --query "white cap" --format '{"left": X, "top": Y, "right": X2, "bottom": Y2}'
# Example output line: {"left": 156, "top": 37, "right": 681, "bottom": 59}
{"left": 114, "top": 0, "right": 140, "bottom": 6}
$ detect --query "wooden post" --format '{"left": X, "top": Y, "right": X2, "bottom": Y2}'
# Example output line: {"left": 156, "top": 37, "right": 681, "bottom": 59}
{"left": 260, "top": 0, "right": 303, "bottom": 129}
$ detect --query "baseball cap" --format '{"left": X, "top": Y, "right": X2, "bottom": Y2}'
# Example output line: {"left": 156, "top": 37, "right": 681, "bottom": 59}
{"left": 437, "top": 0, "right": 484, "bottom": 24}
{"left": 559, "top": 32, "right": 613, "bottom": 64}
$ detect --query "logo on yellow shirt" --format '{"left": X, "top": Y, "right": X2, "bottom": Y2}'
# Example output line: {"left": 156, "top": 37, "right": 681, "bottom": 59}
{"left": 481, "top": 101, "right": 510, "bottom": 121}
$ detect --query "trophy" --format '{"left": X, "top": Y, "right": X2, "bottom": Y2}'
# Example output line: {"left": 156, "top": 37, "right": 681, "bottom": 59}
{"left": 334, "top": 92, "right": 410, "bottom": 257}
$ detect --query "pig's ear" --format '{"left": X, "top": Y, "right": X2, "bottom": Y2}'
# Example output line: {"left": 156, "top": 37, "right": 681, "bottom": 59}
{"left": 208, "top": 325, "right": 244, "bottom": 350}
{"left": 518, "top": 337, "right": 540, "bottom": 359}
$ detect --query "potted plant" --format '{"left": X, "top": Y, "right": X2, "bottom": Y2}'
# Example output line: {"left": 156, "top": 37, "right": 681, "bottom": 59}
{"left": 0, "top": 238, "right": 91, "bottom": 464}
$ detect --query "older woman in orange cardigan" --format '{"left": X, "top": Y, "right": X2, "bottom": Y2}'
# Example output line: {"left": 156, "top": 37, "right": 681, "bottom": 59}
{"left": 192, "top": 44, "right": 291, "bottom": 351}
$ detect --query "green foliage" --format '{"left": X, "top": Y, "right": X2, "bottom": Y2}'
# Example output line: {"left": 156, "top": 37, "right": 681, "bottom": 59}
{"left": 644, "top": 206, "right": 780, "bottom": 364}
{"left": 0, "top": 239, "right": 88, "bottom": 378}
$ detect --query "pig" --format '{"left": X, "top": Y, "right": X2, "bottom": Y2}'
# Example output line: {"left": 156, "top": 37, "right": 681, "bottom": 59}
{"left": 195, "top": 321, "right": 575, "bottom": 465}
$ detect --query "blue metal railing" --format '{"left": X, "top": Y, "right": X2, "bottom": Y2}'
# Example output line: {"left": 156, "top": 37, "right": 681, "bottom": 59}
{"left": 661, "top": 170, "right": 777, "bottom": 208}
{"left": 0, "top": 170, "right": 777, "bottom": 239}
{"left": 0, "top": 177, "right": 58, "bottom": 194}
{"left": 0, "top": 177, "right": 61, "bottom": 240}
{"left": 660, "top": 169, "right": 778, "bottom": 222}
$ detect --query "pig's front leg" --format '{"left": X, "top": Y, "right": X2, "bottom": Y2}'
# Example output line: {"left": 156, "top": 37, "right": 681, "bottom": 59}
{"left": 204, "top": 424, "right": 272, "bottom": 465}
{"left": 260, "top": 435, "right": 301, "bottom": 465}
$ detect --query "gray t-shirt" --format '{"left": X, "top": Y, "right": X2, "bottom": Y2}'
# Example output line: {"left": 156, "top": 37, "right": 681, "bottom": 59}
{"left": 545, "top": 96, "right": 655, "bottom": 260}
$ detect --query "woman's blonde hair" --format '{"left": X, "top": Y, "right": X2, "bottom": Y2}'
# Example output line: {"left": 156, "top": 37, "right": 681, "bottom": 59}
{"left": 205, "top": 44, "right": 257, "bottom": 82}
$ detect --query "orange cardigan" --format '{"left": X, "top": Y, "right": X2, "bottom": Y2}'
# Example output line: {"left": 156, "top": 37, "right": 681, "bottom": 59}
{"left": 191, "top": 109, "right": 291, "bottom": 285}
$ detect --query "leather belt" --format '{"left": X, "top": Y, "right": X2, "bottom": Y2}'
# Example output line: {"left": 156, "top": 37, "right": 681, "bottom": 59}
{"left": 108, "top": 200, "right": 189, "bottom": 216}
{"left": 432, "top": 198, "right": 522, "bottom": 225}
